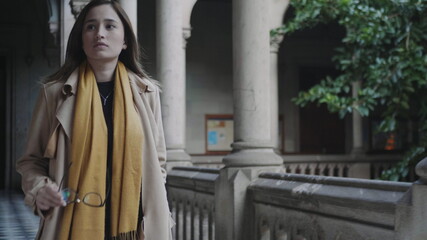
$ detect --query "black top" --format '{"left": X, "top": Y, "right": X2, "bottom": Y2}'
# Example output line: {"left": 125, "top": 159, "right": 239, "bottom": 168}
{"left": 97, "top": 81, "right": 114, "bottom": 238}
{"left": 97, "top": 81, "right": 143, "bottom": 238}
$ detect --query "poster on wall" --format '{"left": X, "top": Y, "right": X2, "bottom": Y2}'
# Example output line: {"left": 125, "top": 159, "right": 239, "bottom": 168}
{"left": 206, "top": 115, "right": 233, "bottom": 154}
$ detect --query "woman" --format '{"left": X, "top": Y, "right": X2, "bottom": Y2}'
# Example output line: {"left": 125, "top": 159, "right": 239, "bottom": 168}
{"left": 16, "top": 0, "right": 173, "bottom": 239}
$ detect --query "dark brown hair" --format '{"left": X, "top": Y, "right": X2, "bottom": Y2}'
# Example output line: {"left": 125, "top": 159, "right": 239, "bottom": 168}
{"left": 46, "top": 0, "right": 149, "bottom": 82}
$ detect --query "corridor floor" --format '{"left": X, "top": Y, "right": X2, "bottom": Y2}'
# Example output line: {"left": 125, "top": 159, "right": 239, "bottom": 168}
{"left": 0, "top": 191, "right": 39, "bottom": 240}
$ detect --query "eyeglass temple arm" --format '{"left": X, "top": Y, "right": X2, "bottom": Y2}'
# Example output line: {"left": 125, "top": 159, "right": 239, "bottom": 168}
{"left": 58, "top": 161, "right": 73, "bottom": 191}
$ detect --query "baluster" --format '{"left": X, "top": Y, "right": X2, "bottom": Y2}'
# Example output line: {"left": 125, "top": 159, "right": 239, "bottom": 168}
{"left": 333, "top": 165, "right": 339, "bottom": 177}
{"left": 323, "top": 165, "right": 330, "bottom": 176}
{"left": 369, "top": 163, "right": 376, "bottom": 179}
{"left": 259, "top": 218, "right": 270, "bottom": 240}
{"left": 295, "top": 165, "right": 301, "bottom": 174}
{"left": 171, "top": 199, "right": 177, "bottom": 240}
{"left": 194, "top": 202, "right": 200, "bottom": 240}
{"left": 209, "top": 204, "right": 215, "bottom": 240}
{"left": 185, "top": 200, "right": 192, "bottom": 240}
{"left": 201, "top": 204, "right": 209, "bottom": 240}
{"left": 378, "top": 164, "right": 385, "bottom": 179}
{"left": 295, "top": 229, "right": 307, "bottom": 240}
{"left": 339, "top": 164, "right": 345, "bottom": 177}
{"left": 275, "top": 223, "right": 288, "bottom": 240}
{"left": 314, "top": 164, "right": 320, "bottom": 175}
{"left": 305, "top": 164, "right": 311, "bottom": 175}
{"left": 375, "top": 164, "right": 383, "bottom": 179}
{"left": 178, "top": 200, "right": 184, "bottom": 240}
{"left": 343, "top": 165, "right": 349, "bottom": 177}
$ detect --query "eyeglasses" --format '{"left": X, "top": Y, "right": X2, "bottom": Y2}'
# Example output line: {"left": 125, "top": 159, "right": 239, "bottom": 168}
{"left": 58, "top": 162, "right": 110, "bottom": 208}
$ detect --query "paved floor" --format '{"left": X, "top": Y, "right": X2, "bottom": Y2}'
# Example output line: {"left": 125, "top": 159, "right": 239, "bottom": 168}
{"left": 0, "top": 191, "right": 39, "bottom": 240}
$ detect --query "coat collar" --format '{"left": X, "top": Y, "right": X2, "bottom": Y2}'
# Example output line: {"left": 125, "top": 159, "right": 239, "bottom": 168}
{"left": 56, "top": 67, "right": 155, "bottom": 140}
{"left": 60, "top": 67, "right": 155, "bottom": 96}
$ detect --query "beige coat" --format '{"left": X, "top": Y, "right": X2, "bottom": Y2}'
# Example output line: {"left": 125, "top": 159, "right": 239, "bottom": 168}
{"left": 16, "top": 68, "right": 174, "bottom": 240}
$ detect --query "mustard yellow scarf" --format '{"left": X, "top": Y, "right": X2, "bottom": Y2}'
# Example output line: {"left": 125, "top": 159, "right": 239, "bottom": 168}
{"left": 59, "top": 61, "right": 143, "bottom": 239}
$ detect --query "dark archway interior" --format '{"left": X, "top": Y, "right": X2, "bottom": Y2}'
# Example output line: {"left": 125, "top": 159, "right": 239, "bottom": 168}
{"left": 0, "top": 56, "right": 6, "bottom": 188}
{"left": 280, "top": 5, "right": 347, "bottom": 154}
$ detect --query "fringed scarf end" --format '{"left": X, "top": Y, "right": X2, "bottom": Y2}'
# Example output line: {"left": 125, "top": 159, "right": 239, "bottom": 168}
{"left": 109, "top": 230, "right": 139, "bottom": 240}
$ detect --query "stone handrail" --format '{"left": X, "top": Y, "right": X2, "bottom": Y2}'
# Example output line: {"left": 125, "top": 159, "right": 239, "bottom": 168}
{"left": 248, "top": 173, "right": 411, "bottom": 239}
{"left": 166, "top": 158, "right": 427, "bottom": 240}
{"left": 167, "top": 167, "right": 219, "bottom": 240}
{"left": 246, "top": 157, "right": 427, "bottom": 240}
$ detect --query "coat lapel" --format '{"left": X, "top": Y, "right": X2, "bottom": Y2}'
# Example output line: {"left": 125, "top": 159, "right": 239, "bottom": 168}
{"left": 55, "top": 69, "right": 78, "bottom": 140}
{"left": 53, "top": 69, "right": 149, "bottom": 141}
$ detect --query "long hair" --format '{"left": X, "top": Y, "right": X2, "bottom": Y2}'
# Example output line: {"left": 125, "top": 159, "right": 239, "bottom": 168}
{"left": 46, "top": 0, "right": 149, "bottom": 82}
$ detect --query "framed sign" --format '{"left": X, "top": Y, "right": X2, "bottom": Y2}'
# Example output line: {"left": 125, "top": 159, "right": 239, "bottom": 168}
{"left": 205, "top": 114, "right": 233, "bottom": 155}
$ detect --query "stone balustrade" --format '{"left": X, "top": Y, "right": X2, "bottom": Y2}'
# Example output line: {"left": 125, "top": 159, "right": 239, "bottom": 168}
{"left": 167, "top": 167, "right": 219, "bottom": 240}
{"left": 191, "top": 154, "right": 405, "bottom": 180}
{"left": 248, "top": 173, "right": 411, "bottom": 240}
{"left": 166, "top": 157, "right": 427, "bottom": 240}
{"left": 282, "top": 154, "right": 405, "bottom": 180}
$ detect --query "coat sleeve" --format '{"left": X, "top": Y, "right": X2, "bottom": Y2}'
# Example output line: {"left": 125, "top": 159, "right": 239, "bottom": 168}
{"left": 16, "top": 85, "right": 53, "bottom": 217}
{"left": 153, "top": 87, "right": 167, "bottom": 183}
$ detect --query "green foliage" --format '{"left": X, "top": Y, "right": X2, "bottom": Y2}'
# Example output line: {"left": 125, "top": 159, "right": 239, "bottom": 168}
{"left": 379, "top": 146, "right": 427, "bottom": 181}
{"left": 274, "top": 0, "right": 427, "bottom": 181}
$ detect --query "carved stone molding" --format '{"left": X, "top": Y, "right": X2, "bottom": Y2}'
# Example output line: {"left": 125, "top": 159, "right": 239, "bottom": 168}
{"left": 70, "top": 0, "right": 90, "bottom": 19}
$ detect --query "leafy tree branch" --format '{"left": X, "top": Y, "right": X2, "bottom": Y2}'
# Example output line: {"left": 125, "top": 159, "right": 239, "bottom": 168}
{"left": 274, "top": 0, "right": 427, "bottom": 181}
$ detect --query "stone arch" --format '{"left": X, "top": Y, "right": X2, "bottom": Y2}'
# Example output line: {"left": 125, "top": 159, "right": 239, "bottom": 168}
{"left": 185, "top": 0, "right": 233, "bottom": 155}
{"left": 278, "top": 6, "right": 348, "bottom": 154}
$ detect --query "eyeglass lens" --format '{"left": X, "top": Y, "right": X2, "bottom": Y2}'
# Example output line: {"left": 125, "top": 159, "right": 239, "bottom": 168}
{"left": 61, "top": 189, "right": 104, "bottom": 207}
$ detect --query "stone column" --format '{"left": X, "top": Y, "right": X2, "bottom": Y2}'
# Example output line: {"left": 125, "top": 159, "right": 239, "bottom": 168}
{"left": 156, "top": 0, "right": 192, "bottom": 170}
{"left": 60, "top": 0, "right": 78, "bottom": 64}
{"left": 216, "top": 1, "right": 283, "bottom": 240}
{"left": 351, "top": 81, "right": 364, "bottom": 154}
{"left": 270, "top": 35, "right": 283, "bottom": 153}
{"left": 269, "top": 0, "right": 289, "bottom": 153}
{"left": 222, "top": 0, "right": 283, "bottom": 167}
{"left": 118, "top": 0, "right": 137, "bottom": 33}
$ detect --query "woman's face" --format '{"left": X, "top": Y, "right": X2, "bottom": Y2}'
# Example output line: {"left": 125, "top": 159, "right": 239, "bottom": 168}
{"left": 82, "top": 4, "right": 126, "bottom": 64}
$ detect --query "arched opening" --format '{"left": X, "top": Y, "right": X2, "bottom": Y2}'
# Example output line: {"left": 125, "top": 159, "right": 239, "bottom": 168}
{"left": 186, "top": 0, "right": 233, "bottom": 155}
{"left": 279, "top": 7, "right": 347, "bottom": 154}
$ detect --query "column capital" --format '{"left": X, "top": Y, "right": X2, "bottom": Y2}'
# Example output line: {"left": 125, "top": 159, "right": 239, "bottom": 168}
{"left": 69, "top": 0, "right": 90, "bottom": 19}
{"left": 182, "top": 27, "right": 192, "bottom": 49}
{"left": 49, "top": 21, "right": 59, "bottom": 44}
{"left": 270, "top": 33, "right": 284, "bottom": 54}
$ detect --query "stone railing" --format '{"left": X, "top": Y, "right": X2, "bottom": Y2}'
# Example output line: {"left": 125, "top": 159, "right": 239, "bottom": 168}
{"left": 248, "top": 173, "right": 411, "bottom": 240}
{"left": 166, "top": 167, "right": 219, "bottom": 240}
{"left": 191, "top": 154, "right": 405, "bottom": 180}
{"left": 282, "top": 154, "right": 406, "bottom": 180}
{"left": 167, "top": 158, "right": 427, "bottom": 240}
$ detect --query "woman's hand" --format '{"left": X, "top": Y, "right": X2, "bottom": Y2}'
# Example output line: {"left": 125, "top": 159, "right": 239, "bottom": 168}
{"left": 35, "top": 183, "right": 66, "bottom": 211}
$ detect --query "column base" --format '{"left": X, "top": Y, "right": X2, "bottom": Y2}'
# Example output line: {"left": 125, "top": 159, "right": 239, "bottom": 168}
{"left": 165, "top": 149, "right": 192, "bottom": 171}
{"left": 215, "top": 166, "right": 282, "bottom": 240}
{"left": 223, "top": 148, "right": 283, "bottom": 167}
